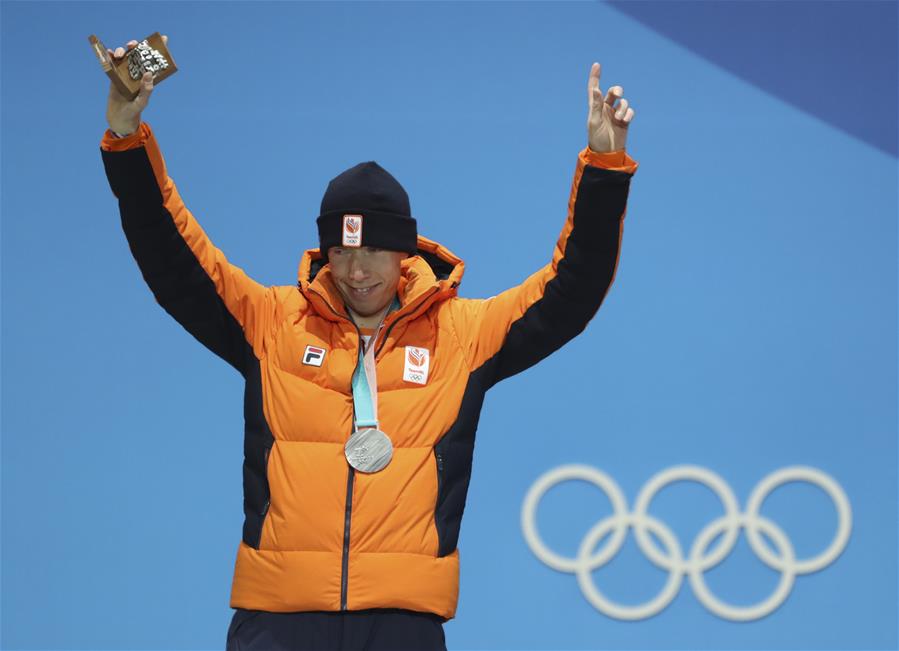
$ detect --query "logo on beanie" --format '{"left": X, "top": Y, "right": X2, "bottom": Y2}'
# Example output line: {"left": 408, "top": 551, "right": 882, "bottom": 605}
{"left": 403, "top": 346, "right": 430, "bottom": 385}
{"left": 342, "top": 214, "right": 363, "bottom": 248}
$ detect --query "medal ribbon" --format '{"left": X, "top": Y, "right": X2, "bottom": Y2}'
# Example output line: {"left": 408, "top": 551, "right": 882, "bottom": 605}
{"left": 351, "top": 296, "right": 401, "bottom": 430}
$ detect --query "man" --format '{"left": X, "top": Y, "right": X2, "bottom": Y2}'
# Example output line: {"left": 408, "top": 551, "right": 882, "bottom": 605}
{"left": 101, "top": 36, "right": 637, "bottom": 651}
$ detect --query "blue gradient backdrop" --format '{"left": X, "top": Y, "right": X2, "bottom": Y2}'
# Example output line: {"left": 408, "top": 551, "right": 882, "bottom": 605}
{"left": 1, "top": 1, "right": 896, "bottom": 650}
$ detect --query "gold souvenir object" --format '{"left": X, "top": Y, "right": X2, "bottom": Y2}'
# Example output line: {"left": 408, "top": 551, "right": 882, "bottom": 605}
{"left": 88, "top": 32, "right": 177, "bottom": 100}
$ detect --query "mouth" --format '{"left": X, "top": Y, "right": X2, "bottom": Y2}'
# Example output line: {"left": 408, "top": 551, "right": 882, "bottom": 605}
{"left": 346, "top": 283, "right": 380, "bottom": 298}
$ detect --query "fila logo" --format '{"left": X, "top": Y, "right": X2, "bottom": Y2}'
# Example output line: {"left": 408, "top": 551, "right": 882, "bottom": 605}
{"left": 302, "top": 345, "right": 326, "bottom": 367}
{"left": 342, "top": 214, "right": 363, "bottom": 248}
{"left": 403, "top": 346, "right": 430, "bottom": 385}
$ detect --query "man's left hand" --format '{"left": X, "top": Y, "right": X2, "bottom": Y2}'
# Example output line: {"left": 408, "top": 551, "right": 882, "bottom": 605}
{"left": 587, "top": 62, "right": 635, "bottom": 153}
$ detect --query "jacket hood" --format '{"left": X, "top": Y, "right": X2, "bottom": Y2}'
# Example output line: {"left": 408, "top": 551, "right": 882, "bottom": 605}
{"left": 296, "top": 234, "right": 465, "bottom": 322}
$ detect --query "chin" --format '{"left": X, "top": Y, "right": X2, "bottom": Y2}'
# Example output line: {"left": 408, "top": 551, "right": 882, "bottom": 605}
{"left": 349, "top": 296, "right": 389, "bottom": 316}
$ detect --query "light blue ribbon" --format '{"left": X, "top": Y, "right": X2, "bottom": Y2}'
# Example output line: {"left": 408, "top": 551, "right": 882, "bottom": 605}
{"left": 352, "top": 296, "right": 401, "bottom": 429}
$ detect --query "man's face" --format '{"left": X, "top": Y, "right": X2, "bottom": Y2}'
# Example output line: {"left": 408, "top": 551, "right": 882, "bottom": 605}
{"left": 327, "top": 246, "right": 407, "bottom": 319}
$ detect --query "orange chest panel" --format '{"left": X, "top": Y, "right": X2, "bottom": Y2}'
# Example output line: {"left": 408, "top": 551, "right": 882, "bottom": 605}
{"left": 261, "top": 308, "right": 469, "bottom": 448}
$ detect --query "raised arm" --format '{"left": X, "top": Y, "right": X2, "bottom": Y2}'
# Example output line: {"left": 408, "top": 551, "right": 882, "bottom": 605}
{"left": 449, "top": 62, "right": 638, "bottom": 386}
{"left": 100, "top": 38, "right": 272, "bottom": 375}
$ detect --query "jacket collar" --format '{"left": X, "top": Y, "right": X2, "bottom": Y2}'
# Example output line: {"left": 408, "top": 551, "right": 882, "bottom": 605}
{"left": 297, "top": 235, "right": 465, "bottom": 324}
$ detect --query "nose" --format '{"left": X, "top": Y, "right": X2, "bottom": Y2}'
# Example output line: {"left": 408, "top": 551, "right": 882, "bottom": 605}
{"left": 347, "top": 252, "right": 368, "bottom": 281}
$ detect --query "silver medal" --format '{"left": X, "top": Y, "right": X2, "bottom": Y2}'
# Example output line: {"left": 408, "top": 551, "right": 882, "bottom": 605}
{"left": 345, "top": 428, "right": 393, "bottom": 473}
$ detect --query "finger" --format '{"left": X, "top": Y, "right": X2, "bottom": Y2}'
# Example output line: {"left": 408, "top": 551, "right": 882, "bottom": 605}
{"left": 588, "top": 62, "right": 601, "bottom": 93}
{"left": 605, "top": 85, "right": 623, "bottom": 107}
{"left": 614, "top": 98, "right": 629, "bottom": 120}
{"left": 623, "top": 107, "right": 635, "bottom": 124}
{"left": 126, "top": 39, "right": 138, "bottom": 49}
{"left": 588, "top": 63, "right": 603, "bottom": 107}
{"left": 161, "top": 34, "right": 168, "bottom": 45}
{"left": 114, "top": 46, "right": 125, "bottom": 59}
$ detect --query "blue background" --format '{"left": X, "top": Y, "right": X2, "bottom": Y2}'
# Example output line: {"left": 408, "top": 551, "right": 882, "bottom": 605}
{"left": 1, "top": 1, "right": 896, "bottom": 649}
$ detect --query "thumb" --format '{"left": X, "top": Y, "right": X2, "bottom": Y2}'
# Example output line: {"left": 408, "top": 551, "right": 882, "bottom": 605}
{"left": 134, "top": 71, "right": 154, "bottom": 109}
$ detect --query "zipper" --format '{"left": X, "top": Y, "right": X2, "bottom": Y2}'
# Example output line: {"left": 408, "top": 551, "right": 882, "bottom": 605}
{"left": 434, "top": 451, "right": 445, "bottom": 557}
{"left": 340, "top": 319, "right": 365, "bottom": 611}
{"left": 257, "top": 446, "right": 272, "bottom": 547}
{"left": 435, "top": 451, "right": 445, "bottom": 497}
{"left": 308, "top": 288, "right": 351, "bottom": 322}
{"left": 374, "top": 287, "right": 439, "bottom": 358}
{"left": 340, "top": 464, "right": 355, "bottom": 610}
{"left": 264, "top": 448, "right": 272, "bottom": 513}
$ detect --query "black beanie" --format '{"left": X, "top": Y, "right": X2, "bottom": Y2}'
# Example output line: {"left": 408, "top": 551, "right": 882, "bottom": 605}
{"left": 316, "top": 161, "right": 417, "bottom": 259}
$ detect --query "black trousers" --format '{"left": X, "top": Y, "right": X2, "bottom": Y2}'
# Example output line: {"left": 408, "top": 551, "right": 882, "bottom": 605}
{"left": 226, "top": 607, "right": 447, "bottom": 651}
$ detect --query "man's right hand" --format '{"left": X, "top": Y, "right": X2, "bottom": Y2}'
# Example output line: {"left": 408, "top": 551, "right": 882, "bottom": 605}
{"left": 105, "top": 34, "right": 168, "bottom": 136}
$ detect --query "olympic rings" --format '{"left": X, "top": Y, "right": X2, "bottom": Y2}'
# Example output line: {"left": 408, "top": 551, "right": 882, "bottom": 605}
{"left": 521, "top": 464, "right": 851, "bottom": 621}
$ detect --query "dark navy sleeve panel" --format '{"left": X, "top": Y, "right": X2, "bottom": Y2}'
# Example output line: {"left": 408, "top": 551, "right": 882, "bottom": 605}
{"left": 448, "top": 147, "right": 637, "bottom": 386}
{"left": 100, "top": 123, "right": 273, "bottom": 374}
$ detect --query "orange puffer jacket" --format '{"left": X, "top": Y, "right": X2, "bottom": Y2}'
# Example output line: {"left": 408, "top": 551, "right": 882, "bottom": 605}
{"left": 100, "top": 122, "right": 638, "bottom": 620}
